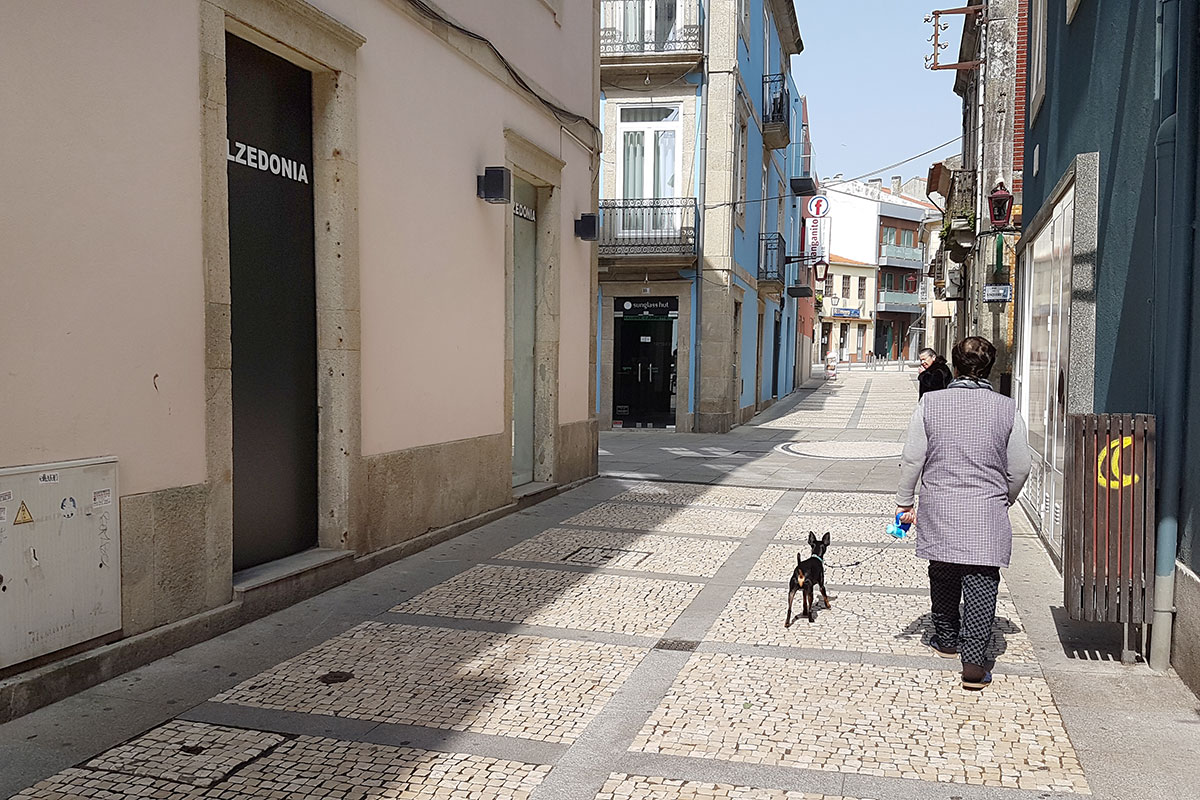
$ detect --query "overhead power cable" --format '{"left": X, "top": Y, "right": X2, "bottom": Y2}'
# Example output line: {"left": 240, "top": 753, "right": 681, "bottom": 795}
{"left": 704, "top": 131, "right": 970, "bottom": 211}
{"left": 823, "top": 134, "right": 967, "bottom": 186}
{"left": 403, "top": 0, "right": 601, "bottom": 144}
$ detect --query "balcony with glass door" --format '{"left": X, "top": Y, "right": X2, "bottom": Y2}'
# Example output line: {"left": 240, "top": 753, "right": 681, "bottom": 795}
{"left": 600, "top": 0, "right": 703, "bottom": 77}
{"left": 878, "top": 224, "right": 925, "bottom": 269}
{"left": 789, "top": 129, "right": 817, "bottom": 196}
{"left": 877, "top": 289, "right": 922, "bottom": 314}
{"left": 600, "top": 105, "right": 698, "bottom": 268}
{"left": 762, "top": 75, "right": 790, "bottom": 150}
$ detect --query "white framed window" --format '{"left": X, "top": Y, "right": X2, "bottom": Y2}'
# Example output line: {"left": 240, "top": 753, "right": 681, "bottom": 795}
{"left": 763, "top": 6, "right": 771, "bottom": 72}
{"left": 856, "top": 325, "right": 865, "bottom": 355}
{"left": 736, "top": 110, "right": 749, "bottom": 229}
{"left": 760, "top": 158, "right": 768, "bottom": 235}
{"left": 618, "top": 105, "right": 681, "bottom": 200}
{"left": 1030, "top": 0, "right": 1048, "bottom": 123}
{"left": 618, "top": 105, "right": 682, "bottom": 236}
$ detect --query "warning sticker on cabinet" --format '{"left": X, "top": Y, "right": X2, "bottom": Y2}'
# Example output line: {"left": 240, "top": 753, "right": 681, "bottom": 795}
{"left": 13, "top": 501, "right": 34, "bottom": 525}
{"left": 92, "top": 488, "right": 112, "bottom": 508}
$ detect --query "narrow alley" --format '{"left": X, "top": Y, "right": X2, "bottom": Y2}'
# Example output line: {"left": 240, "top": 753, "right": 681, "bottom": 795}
{"left": 4, "top": 370, "right": 1195, "bottom": 800}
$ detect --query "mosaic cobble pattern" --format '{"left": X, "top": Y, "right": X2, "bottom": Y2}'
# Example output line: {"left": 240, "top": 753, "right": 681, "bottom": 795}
{"left": 776, "top": 515, "right": 898, "bottom": 542}
{"left": 12, "top": 770, "right": 195, "bottom": 800}
{"left": 706, "top": 587, "right": 1034, "bottom": 662}
{"left": 794, "top": 492, "right": 897, "bottom": 516}
{"left": 563, "top": 502, "right": 765, "bottom": 537}
{"left": 84, "top": 720, "right": 285, "bottom": 788}
{"left": 15, "top": 734, "right": 550, "bottom": 799}
{"left": 213, "top": 623, "right": 646, "bottom": 743}
{"left": 595, "top": 775, "right": 860, "bottom": 800}
{"left": 632, "top": 653, "right": 1089, "bottom": 793}
{"left": 495, "top": 528, "right": 739, "bottom": 577}
{"left": 749, "top": 544, "right": 1005, "bottom": 591}
{"left": 609, "top": 482, "right": 784, "bottom": 510}
{"left": 747, "top": 543, "right": 930, "bottom": 588}
{"left": 392, "top": 565, "right": 702, "bottom": 635}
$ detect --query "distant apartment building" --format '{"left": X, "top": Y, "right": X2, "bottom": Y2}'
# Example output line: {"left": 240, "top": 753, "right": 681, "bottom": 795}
{"left": 815, "top": 177, "right": 935, "bottom": 362}
{"left": 596, "top": 0, "right": 810, "bottom": 432}
{"left": 0, "top": 0, "right": 598, "bottom": 721}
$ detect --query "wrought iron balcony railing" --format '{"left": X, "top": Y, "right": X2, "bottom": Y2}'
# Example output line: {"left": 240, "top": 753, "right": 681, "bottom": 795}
{"left": 600, "top": 0, "right": 703, "bottom": 56}
{"left": 762, "top": 75, "right": 790, "bottom": 150}
{"left": 763, "top": 74, "right": 789, "bottom": 125}
{"left": 598, "top": 197, "right": 699, "bottom": 257}
{"left": 759, "top": 232, "right": 785, "bottom": 282}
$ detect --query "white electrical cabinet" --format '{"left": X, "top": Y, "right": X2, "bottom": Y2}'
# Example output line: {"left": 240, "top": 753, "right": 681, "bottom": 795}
{"left": 0, "top": 457, "right": 121, "bottom": 669}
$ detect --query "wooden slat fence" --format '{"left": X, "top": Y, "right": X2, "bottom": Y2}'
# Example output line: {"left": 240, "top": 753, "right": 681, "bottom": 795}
{"left": 1063, "top": 414, "right": 1156, "bottom": 623}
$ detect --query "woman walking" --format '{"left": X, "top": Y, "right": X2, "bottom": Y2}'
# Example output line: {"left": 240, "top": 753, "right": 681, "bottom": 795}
{"left": 895, "top": 336, "right": 1031, "bottom": 690}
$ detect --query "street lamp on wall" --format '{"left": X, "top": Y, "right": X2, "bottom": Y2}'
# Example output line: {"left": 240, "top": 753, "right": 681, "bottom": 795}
{"left": 476, "top": 166, "right": 512, "bottom": 204}
{"left": 988, "top": 182, "right": 1014, "bottom": 228}
{"left": 811, "top": 258, "right": 830, "bottom": 283}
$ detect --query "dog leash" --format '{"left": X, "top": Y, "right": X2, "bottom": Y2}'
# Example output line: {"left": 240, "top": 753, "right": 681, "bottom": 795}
{"left": 820, "top": 534, "right": 908, "bottom": 569}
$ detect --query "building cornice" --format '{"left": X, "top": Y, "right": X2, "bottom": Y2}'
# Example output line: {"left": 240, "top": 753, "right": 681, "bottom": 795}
{"left": 767, "top": 0, "right": 804, "bottom": 58}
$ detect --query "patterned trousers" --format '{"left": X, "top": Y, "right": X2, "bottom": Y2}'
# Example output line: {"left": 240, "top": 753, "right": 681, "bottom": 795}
{"left": 928, "top": 560, "right": 1001, "bottom": 666}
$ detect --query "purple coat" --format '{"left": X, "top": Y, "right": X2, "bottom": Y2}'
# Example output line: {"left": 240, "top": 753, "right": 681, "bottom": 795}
{"left": 895, "top": 380, "right": 1031, "bottom": 568}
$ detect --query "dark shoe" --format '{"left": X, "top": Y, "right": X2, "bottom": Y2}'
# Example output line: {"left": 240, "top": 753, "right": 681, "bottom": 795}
{"left": 929, "top": 635, "right": 958, "bottom": 659}
{"left": 961, "top": 663, "right": 992, "bottom": 690}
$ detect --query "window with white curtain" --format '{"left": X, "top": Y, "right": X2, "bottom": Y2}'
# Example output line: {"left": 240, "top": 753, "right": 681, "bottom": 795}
{"left": 619, "top": 105, "right": 681, "bottom": 233}
{"left": 620, "top": 106, "right": 680, "bottom": 199}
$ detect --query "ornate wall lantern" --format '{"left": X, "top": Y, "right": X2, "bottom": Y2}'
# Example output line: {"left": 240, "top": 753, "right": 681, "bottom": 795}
{"left": 988, "top": 182, "right": 1014, "bottom": 228}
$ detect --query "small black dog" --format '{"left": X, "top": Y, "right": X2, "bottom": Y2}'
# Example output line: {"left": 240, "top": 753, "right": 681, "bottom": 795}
{"left": 785, "top": 532, "right": 832, "bottom": 627}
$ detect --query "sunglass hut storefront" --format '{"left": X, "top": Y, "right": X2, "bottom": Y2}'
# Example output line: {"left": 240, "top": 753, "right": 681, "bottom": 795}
{"left": 600, "top": 294, "right": 695, "bottom": 430}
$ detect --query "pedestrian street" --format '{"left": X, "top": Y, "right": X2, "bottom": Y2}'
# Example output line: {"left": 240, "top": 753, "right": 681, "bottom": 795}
{"left": 4, "top": 371, "right": 1196, "bottom": 800}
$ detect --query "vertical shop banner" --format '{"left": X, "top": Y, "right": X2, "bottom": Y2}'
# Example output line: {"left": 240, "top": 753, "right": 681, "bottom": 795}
{"left": 225, "top": 34, "right": 319, "bottom": 570}
{"left": 805, "top": 216, "right": 829, "bottom": 265}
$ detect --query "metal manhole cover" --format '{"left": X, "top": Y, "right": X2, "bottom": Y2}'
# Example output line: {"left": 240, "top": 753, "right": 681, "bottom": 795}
{"left": 775, "top": 441, "right": 905, "bottom": 461}
{"left": 563, "top": 546, "right": 652, "bottom": 568}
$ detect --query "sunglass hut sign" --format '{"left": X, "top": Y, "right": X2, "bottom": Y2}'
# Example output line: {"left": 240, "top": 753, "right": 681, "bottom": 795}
{"left": 227, "top": 139, "right": 310, "bottom": 184}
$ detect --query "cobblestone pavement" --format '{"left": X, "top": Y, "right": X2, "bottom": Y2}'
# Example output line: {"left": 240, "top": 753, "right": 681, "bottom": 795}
{"left": 6, "top": 370, "right": 1197, "bottom": 800}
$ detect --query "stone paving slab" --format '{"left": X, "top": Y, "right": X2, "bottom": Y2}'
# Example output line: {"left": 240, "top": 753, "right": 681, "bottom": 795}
{"left": 706, "top": 587, "right": 1033, "bottom": 662}
{"left": 632, "top": 652, "right": 1089, "bottom": 793}
{"left": 14, "top": 729, "right": 551, "bottom": 799}
{"left": 793, "top": 492, "right": 898, "bottom": 516}
{"left": 495, "top": 528, "right": 741, "bottom": 578}
{"left": 608, "top": 482, "right": 785, "bottom": 510}
{"left": 594, "top": 774, "right": 859, "bottom": 800}
{"left": 391, "top": 565, "right": 703, "bottom": 636}
{"left": 212, "top": 623, "right": 646, "bottom": 744}
{"left": 562, "top": 503, "right": 766, "bottom": 537}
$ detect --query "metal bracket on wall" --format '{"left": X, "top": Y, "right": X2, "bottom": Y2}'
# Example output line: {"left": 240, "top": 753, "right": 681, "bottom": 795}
{"left": 923, "top": 6, "right": 985, "bottom": 71}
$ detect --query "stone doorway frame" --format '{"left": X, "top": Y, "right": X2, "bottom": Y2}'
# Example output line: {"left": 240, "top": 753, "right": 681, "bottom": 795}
{"left": 504, "top": 130, "right": 563, "bottom": 486}
{"left": 598, "top": 279, "right": 694, "bottom": 432}
{"left": 199, "top": 0, "right": 365, "bottom": 595}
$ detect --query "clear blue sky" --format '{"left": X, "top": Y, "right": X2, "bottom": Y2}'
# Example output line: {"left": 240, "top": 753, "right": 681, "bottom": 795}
{"left": 790, "top": 0, "right": 965, "bottom": 184}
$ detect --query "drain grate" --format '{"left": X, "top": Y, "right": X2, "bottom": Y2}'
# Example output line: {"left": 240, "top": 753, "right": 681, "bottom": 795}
{"left": 562, "top": 546, "right": 652, "bottom": 569}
